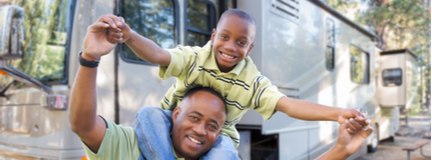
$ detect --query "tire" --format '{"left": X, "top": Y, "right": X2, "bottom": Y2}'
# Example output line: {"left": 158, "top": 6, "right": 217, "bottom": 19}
{"left": 367, "top": 124, "right": 379, "bottom": 153}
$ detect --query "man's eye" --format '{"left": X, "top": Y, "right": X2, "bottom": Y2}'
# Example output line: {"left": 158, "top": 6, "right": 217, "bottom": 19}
{"left": 208, "top": 125, "right": 217, "bottom": 131}
{"left": 189, "top": 116, "right": 198, "bottom": 121}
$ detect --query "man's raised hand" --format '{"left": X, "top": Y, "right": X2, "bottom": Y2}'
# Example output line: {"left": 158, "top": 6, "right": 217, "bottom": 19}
{"left": 83, "top": 14, "right": 120, "bottom": 60}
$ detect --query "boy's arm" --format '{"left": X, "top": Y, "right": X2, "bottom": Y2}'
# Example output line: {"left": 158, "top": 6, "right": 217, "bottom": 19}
{"left": 275, "top": 96, "right": 366, "bottom": 125}
{"left": 110, "top": 16, "right": 171, "bottom": 66}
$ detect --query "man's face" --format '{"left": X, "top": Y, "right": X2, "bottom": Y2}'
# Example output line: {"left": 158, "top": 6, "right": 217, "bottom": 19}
{"left": 171, "top": 90, "right": 226, "bottom": 159}
{"left": 211, "top": 14, "right": 255, "bottom": 72}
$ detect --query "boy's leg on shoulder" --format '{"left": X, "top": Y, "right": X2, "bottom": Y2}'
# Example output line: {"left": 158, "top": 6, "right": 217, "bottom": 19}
{"left": 135, "top": 106, "right": 175, "bottom": 160}
{"left": 201, "top": 135, "right": 240, "bottom": 160}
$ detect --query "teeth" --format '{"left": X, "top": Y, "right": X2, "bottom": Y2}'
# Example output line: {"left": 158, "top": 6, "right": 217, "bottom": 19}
{"left": 188, "top": 136, "right": 202, "bottom": 144}
{"left": 222, "top": 53, "right": 234, "bottom": 59}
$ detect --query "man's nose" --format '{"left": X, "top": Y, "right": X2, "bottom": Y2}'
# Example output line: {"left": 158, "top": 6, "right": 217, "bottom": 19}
{"left": 193, "top": 123, "right": 207, "bottom": 136}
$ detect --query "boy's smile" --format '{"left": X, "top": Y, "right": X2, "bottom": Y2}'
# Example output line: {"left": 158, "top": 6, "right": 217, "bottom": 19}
{"left": 211, "top": 14, "right": 255, "bottom": 73}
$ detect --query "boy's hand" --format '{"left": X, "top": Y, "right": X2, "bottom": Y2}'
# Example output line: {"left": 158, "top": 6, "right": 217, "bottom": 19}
{"left": 337, "top": 109, "right": 369, "bottom": 133}
{"left": 107, "top": 15, "right": 134, "bottom": 43}
{"left": 83, "top": 14, "right": 120, "bottom": 60}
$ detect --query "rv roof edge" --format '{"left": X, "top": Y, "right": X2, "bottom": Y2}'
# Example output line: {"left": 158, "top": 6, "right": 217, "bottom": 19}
{"left": 308, "top": 0, "right": 379, "bottom": 41}
{"left": 380, "top": 49, "right": 419, "bottom": 61}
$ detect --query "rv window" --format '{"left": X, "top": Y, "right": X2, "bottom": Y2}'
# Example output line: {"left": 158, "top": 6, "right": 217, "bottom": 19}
{"left": 121, "top": 0, "right": 176, "bottom": 64}
{"left": 0, "top": 0, "right": 75, "bottom": 88}
{"left": 350, "top": 45, "right": 370, "bottom": 84}
{"left": 382, "top": 68, "right": 402, "bottom": 86}
{"left": 185, "top": 0, "right": 216, "bottom": 46}
{"left": 326, "top": 18, "right": 335, "bottom": 70}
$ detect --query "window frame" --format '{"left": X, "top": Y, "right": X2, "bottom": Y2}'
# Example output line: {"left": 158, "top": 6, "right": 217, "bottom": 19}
{"left": 5, "top": 0, "right": 77, "bottom": 86}
{"left": 349, "top": 44, "right": 370, "bottom": 84}
{"left": 117, "top": 0, "right": 180, "bottom": 66}
{"left": 325, "top": 18, "right": 335, "bottom": 71}
{"left": 382, "top": 68, "right": 403, "bottom": 87}
{"left": 184, "top": 0, "right": 217, "bottom": 46}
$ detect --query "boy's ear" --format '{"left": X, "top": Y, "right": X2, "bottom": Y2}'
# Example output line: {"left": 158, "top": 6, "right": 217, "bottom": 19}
{"left": 246, "top": 42, "right": 255, "bottom": 56}
{"left": 210, "top": 29, "right": 216, "bottom": 45}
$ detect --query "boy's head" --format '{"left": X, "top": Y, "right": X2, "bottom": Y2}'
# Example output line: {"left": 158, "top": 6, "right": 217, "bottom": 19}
{"left": 171, "top": 87, "right": 227, "bottom": 159}
{"left": 211, "top": 9, "right": 256, "bottom": 72}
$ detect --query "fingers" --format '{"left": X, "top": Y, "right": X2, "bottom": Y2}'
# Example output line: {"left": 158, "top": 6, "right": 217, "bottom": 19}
{"left": 358, "top": 126, "right": 373, "bottom": 138}
{"left": 347, "top": 118, "right": 363, "bottom": 132}
{"left": 107, "top": 27, "right": 123, "bottom": 43}
{"left": 89, "top": 22, "right": 110, "bottom": 29}
{"left": 97, "top": 14, "right": 119, "bottom": 29}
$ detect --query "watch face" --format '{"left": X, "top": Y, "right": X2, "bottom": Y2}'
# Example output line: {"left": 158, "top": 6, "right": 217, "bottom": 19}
{"left": 79, "top": 52, "right": 99, "bottom": 68}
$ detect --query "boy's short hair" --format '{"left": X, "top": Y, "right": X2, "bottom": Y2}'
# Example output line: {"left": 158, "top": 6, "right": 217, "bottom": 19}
{"left": 219, "top": 9, "right": 256, "bottom": 28}
{"left": 183, "top": 87, "right": 227, "bottom": 114}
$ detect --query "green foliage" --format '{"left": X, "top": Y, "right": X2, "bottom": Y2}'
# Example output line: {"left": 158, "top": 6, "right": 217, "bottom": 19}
{"left": 323, "top": 0, "right": 431, "bottom": 108}
{"left": 0, "top": 0, "right": 72, "bottom": 88}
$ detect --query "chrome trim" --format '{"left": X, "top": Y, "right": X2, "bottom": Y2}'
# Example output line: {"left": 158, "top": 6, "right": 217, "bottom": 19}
{"left": 0, "top": 60, "right": 52, "bottom": 93}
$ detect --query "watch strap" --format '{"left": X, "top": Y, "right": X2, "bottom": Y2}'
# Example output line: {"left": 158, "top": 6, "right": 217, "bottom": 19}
{"left": 79, "top": 51, "right": 100, "bottom": 68}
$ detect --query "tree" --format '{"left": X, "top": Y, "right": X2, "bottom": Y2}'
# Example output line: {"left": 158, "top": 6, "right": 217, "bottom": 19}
{"left": 323, "top": 0, "right": 431, "bottom": 109}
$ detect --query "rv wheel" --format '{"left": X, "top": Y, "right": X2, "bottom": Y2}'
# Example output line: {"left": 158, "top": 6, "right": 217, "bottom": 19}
{"left": 367, "top": 124, "right": 379, "bottom": 153}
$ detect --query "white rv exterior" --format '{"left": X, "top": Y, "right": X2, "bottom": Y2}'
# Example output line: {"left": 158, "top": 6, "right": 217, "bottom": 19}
{"left": 0, "top": 0, "right": 415, "bottom": 159}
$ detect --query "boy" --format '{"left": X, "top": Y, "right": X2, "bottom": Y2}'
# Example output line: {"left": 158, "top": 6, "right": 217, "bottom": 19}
{"left": 106, "top": 9, "right": 369, "bottom": 159}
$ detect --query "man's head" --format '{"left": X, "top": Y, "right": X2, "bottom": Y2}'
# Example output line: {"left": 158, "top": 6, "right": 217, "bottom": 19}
{"left": 211, "top": 9, "right": 256, "bottom": 72}
{"left": 171, "top": 87, "right": 227, "bottom": 159}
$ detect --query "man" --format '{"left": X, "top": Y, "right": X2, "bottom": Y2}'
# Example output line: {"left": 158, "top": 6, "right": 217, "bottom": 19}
{"left": 69, "top": 14, "right": 372, "bottom": 160}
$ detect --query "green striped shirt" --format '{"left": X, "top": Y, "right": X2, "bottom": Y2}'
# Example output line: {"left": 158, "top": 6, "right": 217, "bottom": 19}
{"left": 159, "top": 41, "right": 284, "bottom": 147}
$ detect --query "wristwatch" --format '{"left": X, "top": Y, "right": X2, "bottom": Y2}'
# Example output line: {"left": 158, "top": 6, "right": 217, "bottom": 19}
{"left": 78, "top": 51, "right": 100, "bottom": 68}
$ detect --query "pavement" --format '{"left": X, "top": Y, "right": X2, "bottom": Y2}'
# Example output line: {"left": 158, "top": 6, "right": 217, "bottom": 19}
{"left": 356, "top": 117, "right": 431, "bottom": 160}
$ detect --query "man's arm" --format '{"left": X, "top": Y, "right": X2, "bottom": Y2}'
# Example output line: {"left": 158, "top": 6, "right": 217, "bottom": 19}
{"left": 69, "top": 14, "right": 118, "bottom": 153}
{"left": 316, "top": 121, "right": 373, "bottom": 160}
{"left": 275, "top": 96, "right": 367, "bottom": 128}
{"left": 107, "top": 16, "right": 171, "bottom": 66}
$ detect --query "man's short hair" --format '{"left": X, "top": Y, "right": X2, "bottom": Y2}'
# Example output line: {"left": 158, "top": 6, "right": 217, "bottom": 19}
{"left": 219, "top": 9, "right": 256, "bottom": 28}
{"left": 183, "top": 87, "right": 227, "bottom": 114}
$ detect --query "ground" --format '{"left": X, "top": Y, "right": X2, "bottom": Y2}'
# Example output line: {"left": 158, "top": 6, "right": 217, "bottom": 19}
{"left": 357, "top": 116, "right": 431, "bottom": 160}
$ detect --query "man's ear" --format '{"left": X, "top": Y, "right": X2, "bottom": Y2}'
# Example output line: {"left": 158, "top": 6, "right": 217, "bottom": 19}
{"left": 173, "top": 107, "right": 181, "bottom": 122}
{"left": 246, "top": 42, "right": 254, "bottom": 56}
{"left": 210, "top": 29, "right": 216, "bottom": 45}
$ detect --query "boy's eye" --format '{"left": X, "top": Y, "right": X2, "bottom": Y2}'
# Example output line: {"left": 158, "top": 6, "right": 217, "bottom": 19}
{"left": 220, "top": 35, "right": 228, "bottom": 39}
{"left": 238, "top": 41, "right": 246, "bottom": 46}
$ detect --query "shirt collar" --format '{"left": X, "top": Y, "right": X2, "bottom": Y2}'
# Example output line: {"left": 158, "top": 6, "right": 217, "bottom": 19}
{"left": 203, "top": 41, "right": 246, "bottom": 76}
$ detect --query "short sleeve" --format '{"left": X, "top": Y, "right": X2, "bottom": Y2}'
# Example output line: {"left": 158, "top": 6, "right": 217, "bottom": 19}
{"left": 82, "top": 117, "right": 140, "bottom": 160}
{"left": 252, "top": 76, "right": 285, "bottom": 120}
{"left": 159, "top": 46, "right": 195, "bottom": 80}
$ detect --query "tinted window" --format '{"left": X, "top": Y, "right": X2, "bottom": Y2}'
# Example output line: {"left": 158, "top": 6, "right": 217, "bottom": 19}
{"left": 0, "top": 0, "right": 74, "bottom": 88}
{"left": 383, "top": 68, "right": 402, "bottom": 86}
{"left": 326, "top": 18, "right": 335, "bottom": 70}
{"left": 350, "top": 45, "right": 369, "bottom": 84}
{"left": 121, "top": 0, "right": 176, "bottom": 63}
{"left": 185, "top": 0, "right": 215, "bottom": 47}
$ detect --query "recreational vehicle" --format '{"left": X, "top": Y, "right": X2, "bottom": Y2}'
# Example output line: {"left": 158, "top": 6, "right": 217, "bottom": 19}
{"left": 0, "top": 0, "right": 416, "bottom": 159}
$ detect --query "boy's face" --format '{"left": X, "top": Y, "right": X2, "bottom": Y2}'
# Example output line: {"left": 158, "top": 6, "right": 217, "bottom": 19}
{"left": 171, "top": 90, "right": 226, "bottom": 159}
{"left": 211, "top": 14, "right": 255, "bottom": 72}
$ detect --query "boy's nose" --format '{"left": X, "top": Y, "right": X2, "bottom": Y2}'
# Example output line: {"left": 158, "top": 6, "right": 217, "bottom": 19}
{"left": 224, "top": 41, "right": 236, "bottom": 52}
